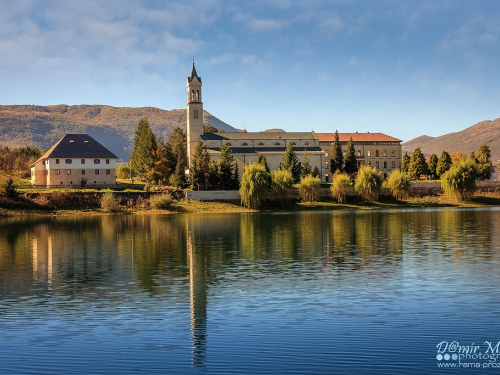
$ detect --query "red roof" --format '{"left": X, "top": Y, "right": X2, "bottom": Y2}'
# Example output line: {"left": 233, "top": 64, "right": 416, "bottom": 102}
{"left": 316, "top": 132, "right": 402, "bottom": 142}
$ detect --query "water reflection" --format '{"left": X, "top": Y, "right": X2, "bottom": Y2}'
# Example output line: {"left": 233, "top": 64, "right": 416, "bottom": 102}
{"left": 1, "top": 208, "right": 500, "bottom": 374}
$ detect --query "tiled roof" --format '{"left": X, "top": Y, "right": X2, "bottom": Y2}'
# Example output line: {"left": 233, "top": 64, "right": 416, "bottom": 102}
{"left": 201, "top": 131, "right": 317, "bottom": 141}
{"left": 207, "top": 146, "right": 323, "bottom": 154}
{"left": 316, "top": 132, "right": 402, "bottom": 142}
{"left": 34, "top": 134, "right": 118, "bottom": 164}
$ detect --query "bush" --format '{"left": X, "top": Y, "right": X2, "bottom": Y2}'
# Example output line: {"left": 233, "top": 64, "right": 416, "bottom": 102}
{"left": 330, "top": 173, "right": 352, "bottom": 203}
{"left": 117, "top": 164, "right": 131, "bottom": 180}
{"left": 101, "top": 192, "right": 120, "bottom": 212}
{"left": 355, "top": 165, "right": 383, "bottom": 202}
{"left": 239, "top": 161, "right": 271, "bottom": 209}
{"left": 387, "top": 169, "right": 411, "bottom": 200}
{"left": 271, "top": 169, "right": 294, "bottom": 205}
{"left": 4, "top": 177, "right": 18, "bottom": 198}
{"left": 441, "top": 159, "right": 478, "bottom": 201}
{"left": 299, "top": 174, "right": 321, "bottom": 203}
{"left": 150, "top": 194, "right": 173, "bottom": 209}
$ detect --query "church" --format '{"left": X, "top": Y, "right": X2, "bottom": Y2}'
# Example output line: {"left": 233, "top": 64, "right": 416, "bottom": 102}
{"left": 186, "top": 64, "right": 326, "bottom": 181}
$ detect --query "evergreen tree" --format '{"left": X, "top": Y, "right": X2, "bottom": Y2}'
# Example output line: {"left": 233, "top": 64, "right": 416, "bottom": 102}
{"left": 145, "top": 138, "right": 170, "bottom": 184}
{"left": 427, "top": 153, "right": 438, "bottom": 177}
{"left": 312, "top": 166, "right": 321, "bottom": 178}
{"left": 257, "top": 154, "right": 270, "bottom": 173}
{"left": 436, "top": 150, "right": 452, "bottom": 177}
{"left": 189, "top": 142, "right": 210, "bottom": 190}
{"left": 477, "top": 144, "right": 494, "bottom": 180}
{"left": 279, "top": 141, "right": 301, "bottom": 182}
{"left": 301, "top": 150, "right": 312, "bottom": 177}
{"left": 203, "top": 124, "right": 218, "bottom": 133}
{"left": 208, "top": 160, "right": 220, "bottom": 190}
{"left": 408, "top": 146, "right": 428, "bottom": 179}
{"left": 400, "top": 152, "right": 410, "bottom": 173}
{"left": 4, "top": 177, "right": 17, "bottom": 198}
{"left": 231, "top": 162, "right": 240, "bottom": 190}
{"left": 129, "top": 117, "right": 157, "bottom": 178}
{"left": 218, "top": 143, "right": 234, "bottom": 190}
{"left": 330, "top": 130, "right": 343, "bottom": 174}
{"left": 469, "top": 150, "right": 477, "bottom": 163}
{"left": 344, "top": 137, "right": 358, "bottom": 175}
{"left": 166, "top": 128, "right": 187, "bottom": 187}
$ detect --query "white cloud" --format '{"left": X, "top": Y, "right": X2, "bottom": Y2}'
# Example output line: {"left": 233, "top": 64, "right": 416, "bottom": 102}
{"left": 235, "top": 13, "right": 288, "bottom": 31}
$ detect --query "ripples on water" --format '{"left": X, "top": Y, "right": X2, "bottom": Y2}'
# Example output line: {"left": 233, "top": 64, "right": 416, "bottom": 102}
{"left": 1, "top": 208, "right": 500, "bottom": 374}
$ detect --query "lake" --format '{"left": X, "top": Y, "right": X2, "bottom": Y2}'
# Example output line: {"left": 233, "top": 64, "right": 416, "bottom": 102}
{"left": 1, "top": 208, "right": 500, "bottom": 374}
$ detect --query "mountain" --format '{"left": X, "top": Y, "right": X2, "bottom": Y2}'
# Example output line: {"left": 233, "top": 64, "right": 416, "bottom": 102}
{"left": 403, "top": 118, "right": 500, "bottom": 162}
{"left": 0, "top": 104, "right": 239, "bottom": 160}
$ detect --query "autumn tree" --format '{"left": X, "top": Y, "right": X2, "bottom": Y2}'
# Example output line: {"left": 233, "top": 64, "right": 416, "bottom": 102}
{"left": 450, "top": 151, "right": 467, "bottom": 164}
{"left": 330, "top": 130, "right": 343, "bottom": 174}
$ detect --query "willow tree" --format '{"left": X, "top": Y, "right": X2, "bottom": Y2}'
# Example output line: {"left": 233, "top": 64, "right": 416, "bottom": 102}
{"left": 441, "top": 159, "right": 478, "bottom": 201}
{"left": 330, "top": 173, "right": 351, "bottom": 203}
{"left": 354, "top": 165, "right": 383, "bottom": 202}
{"left": 387, "top": 169, "right": 411, "bottom": 200}
{"left": 239, "top": 161, "right": 271, "bottom": 209}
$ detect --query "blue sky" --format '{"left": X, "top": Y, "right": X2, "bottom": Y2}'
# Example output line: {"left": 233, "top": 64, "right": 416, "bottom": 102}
{"left": 1, "top": 0, "right": 500, "bottom": 142}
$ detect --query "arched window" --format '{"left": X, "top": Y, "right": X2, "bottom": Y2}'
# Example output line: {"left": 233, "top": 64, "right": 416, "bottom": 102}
{"left": 226, "top": 143, "right": 232, "bottom": 147}
{"left": 241, "top": 142, "right": 248, "bottom": 146}
{"left": 290, "top": 142, "right": 296, "bottom": 146}
{"left": 258, "top": 142, "right": 265, "bottom": 146}
{"left": 274, "top": 142, "right": 281, "bottom": 146}
{"left": 196, "top": 90, "right": 199, "bottom": 101}
{"left": 304, "top": 142, "right": 311, "bottom": 146}
{"left": 191, "top": 90, "right": 194, "bottom": 101}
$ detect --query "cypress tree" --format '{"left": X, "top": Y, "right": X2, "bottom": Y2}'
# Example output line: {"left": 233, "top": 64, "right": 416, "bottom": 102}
{"left": 477, "top": 144, "right": 494, "bottom": 180}
{"left": 280, "top": 141, "right": 301, "bottom": 182}
{"left": 301, "top": 150, "right": 312, "bottom": 177}
{"left": 427, "top": 153, "right": 438, "bottom": 177}
{"left": 330, "top": 130, "right": 343, "bottom": 174}
{"left": 129, "top": 117, "right": 157, "bottom": 178}
{"left": 189, "top": 142, "right": 210, "bottom": 190}
{"left": 344, "top": 137, "right": 358, "bottom": 175}
{"left": 218, "top": 143, "right": 234, "bottom": 189}
{"left": 231, "top": 162, "right": 240, "bottom": 190}
{"left": 408, "top": 146, "right": 428, "bottom": 179}
{"left": 4, "top": 177, "right": 17, "bottom": 198}
{"left": 257, "top": 154, "right": 270, "bottom": 173}
{"left": 400, "top": 152, "right": 410, "bottom": 173}
{"left": 436, "top": 150, "right": 452, "bottom": 178}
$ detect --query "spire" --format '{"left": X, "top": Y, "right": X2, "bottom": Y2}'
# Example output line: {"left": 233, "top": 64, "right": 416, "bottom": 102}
{"left": 188, "top": 58, "right": 201, "bottom": 83}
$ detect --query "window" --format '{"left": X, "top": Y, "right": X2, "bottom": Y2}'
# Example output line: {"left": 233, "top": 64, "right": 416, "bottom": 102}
{"left": 274, "top": 142, "right": 281, "bottom": 146}
{"left": 66, "top": 159, "right": 72, "bottom": 164}
{"left": 60, "top": 181, "right": 63, "bottom": 185}
{"left": 95, "top": 169, "right": 100, "bottom": 174}
{"left": 376, "top": 161, "right": 379, "bottom": 168}
{"left": 367, "top": 150, "right": 371, "bottom": 157}
{"left": 325, "top": 175, "right": 329, "bottom": 183}
{"left": 391, "top": 150, "right": 395, "bottom": 157}
{"left": 325, "top": 152, "right": 328, "bottom": 158}
{"left": 106, "top": 169, "right": 110, "bottom": 175}
{"left": 383, "top": 161, "right": 387, "bottom": 168}
{"left": 55, "top": 169, "right": 60, "bottom": 175}
{"left": 81, "top": 159, "right": 85, "bottom": 164}
{"left": 383, "top": 150, "right": 387, "bottom": 157}
{"left": 367, "top": 161, "right": 371, "bottom": 166}
{"left": 290, "top": 142, "right": 296, "bottom": 146}
{"left": 325, "top": 161, "right": 329, "bottom": 168}
{"left": 67, "top": 169, "right": 71, "bottom": 175}
{"left": 106, "top": 159, "right": 110, "bottom": 164}
{"left": 42, "top": 160, "right": 45, "bottom": 165}
{"left": 241, "top": 142, "right": 249, "bottom": 146}
{"left": 375, "top": 150, "right": 379, "bottom": 157}
{"left": 258, "top": 142, "right": 265, "bottom": 146}
{"left": 94, "top": 159, "right": 100, "bottom": 164}
{"left": 357, "top": 150, "right": 361, "bottom": 157}
{"left": 196, "top": 90, "right": 199, "bottom": 101}
{"left": 304, "top": 142, "right": 311, "bottom": 146}
{"left": 56, "top": 159, "right": 60, "bottom": 164}
{"left": 194, "top": 109, "right": 198, "bottom": 118}
{"left": 82, "top": 170, "right": 85, "bottom": 175}
{"left": 392, "top": 161, "right": 395, "bottom": 168}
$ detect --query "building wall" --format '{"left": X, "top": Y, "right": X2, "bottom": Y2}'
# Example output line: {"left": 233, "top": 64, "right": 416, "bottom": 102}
{"left": 204, "top": 138, "right": 318, "bottom": 149}
{"left": 320, "top": 142, "right": 402, "bottom": 181}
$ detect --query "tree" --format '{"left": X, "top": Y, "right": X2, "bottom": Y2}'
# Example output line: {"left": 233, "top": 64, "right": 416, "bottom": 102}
{"left": 344, "top": 137, "right": 358, "bottom": 175}
{"left": 280, "top": 141, "right": 301, "bottom": 182}
{"left": 330, "top": 130, "right": 343, "bottom": 174}
{"left": 116, "top": 164, "right": 130, "bottom": 180}
{"left": 239, "top": 161, "right": 271, "bottom": 209}
{"left": 477, "top": 144, "right": 494, "bottom": 180}
{"left": 436, "top": 151, "right": 452, "bottom": 177}
{"left": 218, "top": 143, "right": 234, "bottom": 190}
{"left": 203, "top": 124, "right": 218, "bottom": 133}
{"left": 301, "top": 150, "right": 312, "bottom": 178}
{"left": 190, "top": 142, "right": 210, "bottom": 190}
{"left": 231, "top": 162, "right": 240, "bottom": 190}
{"left": 427, "top": 154, "right": 438, "bottom": 177}
{"left": 208, "top": 160, "right": 221, "bottom": 189}
{"left": 387, "top": 170, "right": 411, "bottom": 200}
{"left": 450, "top": 151, "right": 467, "bottom": 164}
{"left": 469, "top": 150, "right": 477, "bottom": 164}
{"left": 299, "top": 175, "right": 321, "bottom": 203}
{"left": 271, "top": 169, "right": 294, "bottom": 206}
{"left": 129, "top": 117, "right": 157, "bottom": 178}
{"left": 441, "top": 159, "right": 478, "bottom": 201}
{"left": 330, "top": 173, "right": 352, "bottom": 203}
{"left": 145, "top": 139, "right": 170, "bottom": 184}
{"left": 312, "top": 166, "right": 321, "bottom": 178}
{"left": 257, "top": 154, "right": 271, "bottom": 173}
{"left": 408, "top": 146, "right": 428, "bottom": 179}
{"left": 355, "top": 165, "right": 383, "bottom": 202}
{"left": 400, "top": 152, "right": 410, "bottom": 173}
{"left": 167, "top": 128, "right": 187, "bottom": 187}
{"left": 4, "top": 177, "right": 17, "bottom": 198}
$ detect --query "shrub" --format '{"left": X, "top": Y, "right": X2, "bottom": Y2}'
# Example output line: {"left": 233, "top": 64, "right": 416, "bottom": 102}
{"left": 4, "top": 177, "right": 18, "bottom": 198}
{"left": 355, "top": 165, "right": 383, "bottom": 202}
{"left": 101, "top": 192, "right": 120, "bottom": 212}
{"left": 149, "top": 194, "right": 173, "bottom": 209}
{"left": 441, "top": 159, "right": 478, "bottom": 201}
{"left": 239, "top": 161, "right": 271, "bottom": 209}
{"left": 117, "top": 164, "right": 131, "bottom": 180}
{"left": 299, "top": 174, "right": 321, "bottom": 203}
{"left": 387, "top": 169, "right": 411, "bottom": 200}
{"left": 271, "top": 169, "right": 294, "bottom": 205}
{"left": 330, "top": 173, "right": 352, "bottom": 203}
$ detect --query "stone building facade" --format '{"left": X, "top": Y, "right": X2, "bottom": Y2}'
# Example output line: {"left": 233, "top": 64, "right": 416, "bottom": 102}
{"left": 31, "top": 134, "right": 118, "bottom": 187}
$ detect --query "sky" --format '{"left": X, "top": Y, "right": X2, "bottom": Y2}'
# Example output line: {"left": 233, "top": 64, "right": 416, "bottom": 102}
{"left": 1, "top": 0, "right": 500, "bottom": 142}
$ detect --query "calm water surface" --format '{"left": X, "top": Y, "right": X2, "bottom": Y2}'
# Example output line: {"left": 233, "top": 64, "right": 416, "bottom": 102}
{"left": 1, "top": 208, "right": 500, "bottom": 374}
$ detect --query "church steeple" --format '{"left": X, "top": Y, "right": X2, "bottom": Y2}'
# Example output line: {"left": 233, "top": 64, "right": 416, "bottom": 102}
{"left": 186, "top": 60, "right": 203, "bottom": 167}
{"left": 188, "top": 60, "right": 201, "bottom": 84}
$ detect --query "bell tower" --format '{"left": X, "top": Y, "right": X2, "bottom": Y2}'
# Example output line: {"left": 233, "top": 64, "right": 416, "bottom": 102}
{"left": 187, "top": 61, "right": 203, "bottom": 167}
